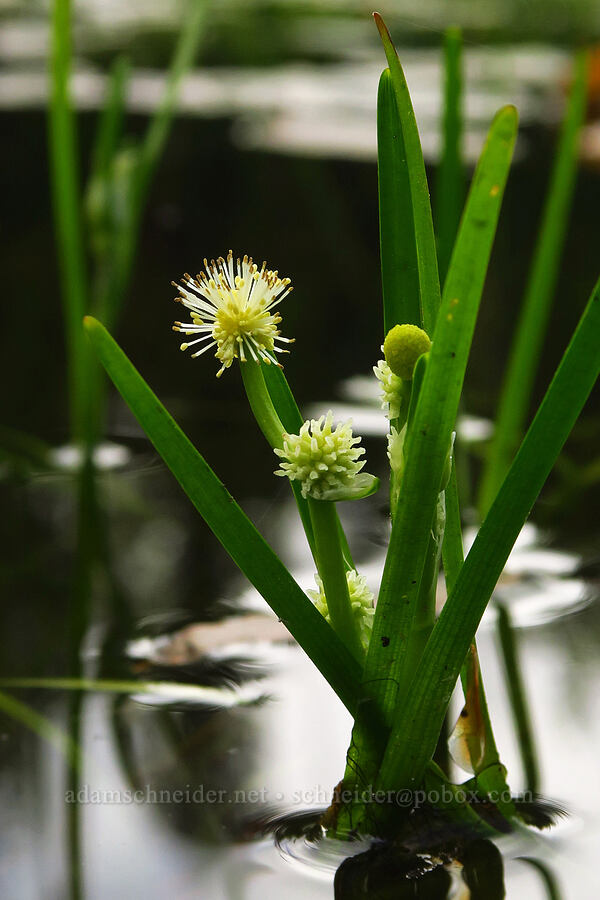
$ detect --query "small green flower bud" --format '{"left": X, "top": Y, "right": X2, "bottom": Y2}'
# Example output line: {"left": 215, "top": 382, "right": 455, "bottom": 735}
{"left": 383, "top": 324, "right": 432, "bottom": 381}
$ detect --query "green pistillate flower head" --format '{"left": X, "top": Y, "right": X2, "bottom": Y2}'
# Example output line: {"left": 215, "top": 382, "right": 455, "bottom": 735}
{"left": 308, "top": 569, "right": 375, "bottom": 651}
{"left": 373, "top": 358, "right": 403, "bottom": 419}
{"left": 172, "top": 251, "right": 294, "bottom": 377}
{"left": 274, "top": 411, "right": 366, "bottom": 500}
{"left": 387, "top": 423, "right": 406, "bottom": 478}
{"left": 383, "top": 323, "right": 432, "bottom": 381}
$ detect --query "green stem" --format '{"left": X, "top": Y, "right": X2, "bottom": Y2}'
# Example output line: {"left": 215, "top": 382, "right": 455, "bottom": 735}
{"left": 240, "top": 361, "right": 286, "bottom": 449}
{"left": 241, "top": 361, "right": 322, "bottom": 561}
{"left": 308, "top": 499, "right": 364, "bottom": 664}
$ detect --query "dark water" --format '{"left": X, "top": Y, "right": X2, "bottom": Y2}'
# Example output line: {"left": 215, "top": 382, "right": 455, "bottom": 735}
{"left": 2, "top": 3, "right": 600, "bottom": 897}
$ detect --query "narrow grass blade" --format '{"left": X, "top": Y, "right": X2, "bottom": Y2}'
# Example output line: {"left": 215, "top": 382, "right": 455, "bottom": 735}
{"left": 374, "top": 13, "right": 441, "bottom": 334}
{"left": 0, "top": 689, "right": 81, "bottom": 769}
{"left": 100, "top": 0, "right": 208, "bottom": 329}
{"left": 436, "top": 27, "right": 464, "bottom": 286}
{"left": 48, "top": 0, "right": 89, "bottom": 442}
{"left": 84, "top": 317, "right": 363, "bottom": 714}
{"left": 377, "top": 276, "right": 600, "bottom": 791}
{"left": 479, "top": 51, "right": 589, "bottom": 515}
{"left": 89, "top": 56, "right": 130, "bottom": 186}
{"left": 377, "top": 69, "right": 420, "bottom": 331}
{"left": 135, "top": 0, "right": 208, "bottom": 206}
{"left": 497, "top": 603, "right": 540, "bottom": 794}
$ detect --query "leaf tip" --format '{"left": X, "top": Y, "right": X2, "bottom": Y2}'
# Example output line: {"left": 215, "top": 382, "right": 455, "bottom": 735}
{"left": 83, "top": 316, "right": 104, "bottom": 339}
{"left": 373, "top": 11, "right": 388, "bottom": 39}
{"left": 501, "top": 103, "right": 519, "bottom": 123}
{"left": 491, "top": 104, "right": 519, "bottom": 140}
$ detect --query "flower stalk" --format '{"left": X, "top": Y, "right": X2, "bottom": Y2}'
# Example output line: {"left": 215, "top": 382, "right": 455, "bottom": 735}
{"left": 240, "top": 360, "right": 286, "bottom": 450}
{"left": 308, "top": 500, "right": 365, "bottom": 663}
{"left": 240, "top": 360, "right": 367, "bottom": 662}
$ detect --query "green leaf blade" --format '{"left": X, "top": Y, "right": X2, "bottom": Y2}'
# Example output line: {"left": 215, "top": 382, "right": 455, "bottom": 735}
{"left": 374, "top": 13, "right": 441, "bottom": 335}
{"left": 84, "top": 317, "right": 362, "bottom": 714}
{"left": 479, "top": 50, "right": 589, "bottom": 515}
{"left": 378, "top": 277, "right": 600, "bottom": 791}
{"left": 436, "top": 27, "right": 464, "bottom": 287}
{"left": 367, "top": 104, "right": 519, "bottom": 727}
{"left": 340, "top": 106, "right": 518, "bottom": 799}
{"left": 377, "top": 68, "right": 420, "bottom": 331}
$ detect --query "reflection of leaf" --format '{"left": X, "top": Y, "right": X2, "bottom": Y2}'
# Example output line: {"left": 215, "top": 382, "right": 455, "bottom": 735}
{"left": 127, "top": 614, "right": 291, "bottom": 667}
{"left": 0, "top": 426, "right": 52, "bottom": 469}
{"left": 0, "top": 689, "right": 81, "bottom": 769}
{"left": 0, "top": 678, "right": 268, "bottom": 710}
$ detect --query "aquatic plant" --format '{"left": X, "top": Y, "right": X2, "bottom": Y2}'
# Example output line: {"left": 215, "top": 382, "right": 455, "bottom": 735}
{"left": 84, "top": 13, "right": 599, "bottom": 845}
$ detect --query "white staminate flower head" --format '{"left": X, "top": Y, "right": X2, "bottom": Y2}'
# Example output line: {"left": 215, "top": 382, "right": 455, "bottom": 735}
{"left": 172, "top": 251, "right": 294, "bottom": 377}
{"left": 274, "top": 411, "right": 366, "bottom": 500}
{"left": 308, "top": 569, "right": 375, "bottom": 651}
{"left": 374, "top": 356, "right": 403, "bottom": 419}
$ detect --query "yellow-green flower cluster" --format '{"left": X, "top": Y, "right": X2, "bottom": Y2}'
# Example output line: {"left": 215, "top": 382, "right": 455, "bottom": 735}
{"left": 274, "top": 411, "right": 365, "bottom": 500}
{"left": 308, "top": 569, "right": 375, "bottom": 650}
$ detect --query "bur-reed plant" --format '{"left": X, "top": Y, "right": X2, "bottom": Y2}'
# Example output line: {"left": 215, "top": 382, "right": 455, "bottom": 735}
{"left": 83, "top": 14, "right": 599, "bottom": 840}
